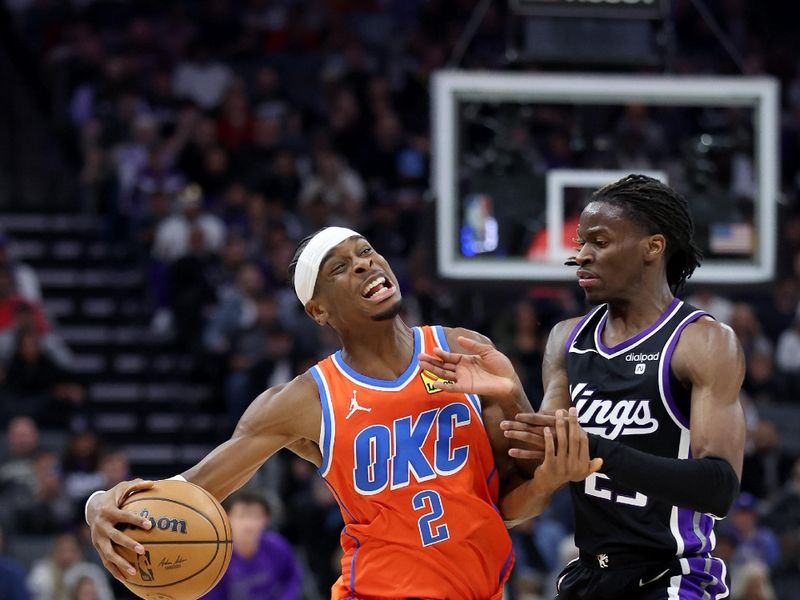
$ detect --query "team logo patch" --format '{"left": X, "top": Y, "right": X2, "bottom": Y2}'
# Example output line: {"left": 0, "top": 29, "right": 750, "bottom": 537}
{"left": 420, "top": 370, "right": 453, "bottom": 394}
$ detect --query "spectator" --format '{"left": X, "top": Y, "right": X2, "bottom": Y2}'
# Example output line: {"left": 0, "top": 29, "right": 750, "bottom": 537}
{"left": 27, "top": 533, "right": 113, "bottom": 600}
{"left": 204, "top": 490, "right": 301, "bottom": 600}
{"left": 0, "top": 302, "right": 73, "bottom": 370}
{"left": 152, "top": 184, "right": 226, "bottom": 263}
{"left": 9, "top": 450, "right": 74, "bottom": 535}
{"left": 66, "top": 575, "right": 100, "bottom": 600}
{"left": 741, "top": 421, "right": 792, "bottom": 500}
{"left": 203, "top": 262, "right": 265, "bottom": 357}
{"left": 1, "top": 329, "right": 84, "bottom": 427}
{"left": 167, "top": 226, "right": 220, "bottom": 352}
{"left": 299, "top": 148, "right": 365, "bottom": 229}
{"left": 224, "top": 294, "right": 294, "bottom": 427}
{"left": 724, "top": 492, "right": 781, "bottom": 572}
{"left": 0, "top": 268, "right": 48, "bottom": 336}
{"left": 776, "top": 312, "right": 800, "bottom": 400}
{"left": 509, "top": 516, "right": 568, "bottom": 589}
{"left": 687, "top": 287, "right": 735, "bottom": 325}
{"left": 0, "top": 234, "right": 42, "bottom": 303}
{"left": 0, "top": 527, "right": 30, "bottom": 600}
{"left": 61, "top": 432, "right": 103, "bottom": 507}
{"left": 730, "top": 560, "right": 776, "bottom": 600}
{"left": 0, "top": 416, "right": 40, "bottom": 492}
{"left": 284, "top": 473, "right": 343, "bottom": 596}
{"left": 492, "top": 299, "right": 545, "bottom": 408}
{"left": 172, "top": 43, "right": 233, "bottom": 110}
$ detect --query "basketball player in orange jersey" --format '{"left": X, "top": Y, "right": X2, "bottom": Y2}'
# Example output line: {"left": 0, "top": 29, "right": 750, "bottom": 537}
{"left": 85, "top": 227, "right": 603, "bottom": 600}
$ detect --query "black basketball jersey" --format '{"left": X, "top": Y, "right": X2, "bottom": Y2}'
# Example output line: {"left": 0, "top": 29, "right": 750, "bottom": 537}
{"left": 566, "top": 298, "right": 713, "bottom": 564}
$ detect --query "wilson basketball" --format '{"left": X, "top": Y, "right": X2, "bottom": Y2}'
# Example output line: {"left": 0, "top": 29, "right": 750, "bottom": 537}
{"left": 116, "top": 479, "right": 232, "bottom": 600}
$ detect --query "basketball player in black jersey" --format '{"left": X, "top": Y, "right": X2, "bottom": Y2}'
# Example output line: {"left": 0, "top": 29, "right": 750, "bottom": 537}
{"left": 420, "top": 175, "right": 745, "bottom": 599}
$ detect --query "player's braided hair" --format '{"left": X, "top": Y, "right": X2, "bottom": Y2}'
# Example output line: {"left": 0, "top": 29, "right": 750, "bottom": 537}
{"left": 592, "top": 174, "right": 703, "bottom": 295}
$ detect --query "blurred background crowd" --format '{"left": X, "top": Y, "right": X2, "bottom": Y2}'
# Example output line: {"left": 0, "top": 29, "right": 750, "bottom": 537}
{"left": 0, "top": 0, "right": 799, "bottom": 599}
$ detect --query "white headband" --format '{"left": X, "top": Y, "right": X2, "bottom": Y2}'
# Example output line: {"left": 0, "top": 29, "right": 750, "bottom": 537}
{"left": 294, "top": 227, "right": 360, "bottom": 305}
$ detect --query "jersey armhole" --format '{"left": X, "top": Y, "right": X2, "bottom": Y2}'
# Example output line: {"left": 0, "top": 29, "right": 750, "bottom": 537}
{"left": 658, "top": 311, "right": 711, "bottom": 430}
{"left": 565, "top": 305, "right": 604, "bottom": 355}
{"left": 432, "top": 325, "right": 450, "bottom": 352}
{"left": 309, "top": 366, "right": 335, "bottom": 477}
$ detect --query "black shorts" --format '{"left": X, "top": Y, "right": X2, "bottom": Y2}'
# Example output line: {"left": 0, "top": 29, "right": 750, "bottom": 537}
{"left": 555, "top": 553, "right": 729, "bottom": 600}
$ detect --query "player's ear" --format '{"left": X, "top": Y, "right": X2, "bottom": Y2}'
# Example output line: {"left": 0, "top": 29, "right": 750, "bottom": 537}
{"left": 305, "top": 299, "right": 328, "bottom": 326}
{"left": 644, "top": 234, "right": 666, "bottom": 264}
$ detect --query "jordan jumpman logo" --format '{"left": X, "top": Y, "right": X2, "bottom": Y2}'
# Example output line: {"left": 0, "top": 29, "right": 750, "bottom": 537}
{"left": 346, "top": 389, "right": 371, "bottom": 419}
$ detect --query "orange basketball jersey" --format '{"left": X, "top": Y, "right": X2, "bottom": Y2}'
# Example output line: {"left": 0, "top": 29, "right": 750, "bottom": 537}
{"left": 310, "top": 326, "right": 514, "bottom": 600}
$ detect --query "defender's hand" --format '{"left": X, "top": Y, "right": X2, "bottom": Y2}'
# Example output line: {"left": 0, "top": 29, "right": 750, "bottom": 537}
{"left": 87, "top": 479, "right": 155, "bottom": 582}
{"left": 418, "top": 336, "right": 518, "bottom": 397}
{"left": 515, "top": 409, "right": 603, "bottom": 489}
{"left": 501, "top": 411, "right": 557, "bottom": 461}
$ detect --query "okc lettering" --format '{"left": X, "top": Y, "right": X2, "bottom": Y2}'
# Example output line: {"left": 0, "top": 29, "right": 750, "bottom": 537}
{"left": 571, "top": 383, "right": 658, "bottom": 439}
{"left": 353, "top": 402, "right": 471, "bottom": 495}
{"left": 625, "top": 352, "right": 660, "bottom": 362}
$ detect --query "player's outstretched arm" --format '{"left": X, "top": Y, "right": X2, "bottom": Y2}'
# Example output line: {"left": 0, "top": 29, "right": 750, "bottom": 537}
{"left": 86, "top": 374, "right": 321, "bottom": 583}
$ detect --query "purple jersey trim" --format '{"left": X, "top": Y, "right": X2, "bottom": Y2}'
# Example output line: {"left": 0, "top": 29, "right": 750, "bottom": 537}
{"left": 565, "top": 305, "right": 604, "bottom": 355}
{"left": 662, "top": 310, "right": 709, "bottom": 429}
{"left": 595, "top": 297, "right": 681, "bottom": 354}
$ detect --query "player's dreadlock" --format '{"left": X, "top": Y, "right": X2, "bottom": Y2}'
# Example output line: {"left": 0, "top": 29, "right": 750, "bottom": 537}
{"left": 592, "top": 174, "right": 703, "bottom": 295}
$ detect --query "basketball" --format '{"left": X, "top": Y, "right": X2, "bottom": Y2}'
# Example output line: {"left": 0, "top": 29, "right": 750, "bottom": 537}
{"left": 116, "top": 479, "right": 232, "bottom": 600}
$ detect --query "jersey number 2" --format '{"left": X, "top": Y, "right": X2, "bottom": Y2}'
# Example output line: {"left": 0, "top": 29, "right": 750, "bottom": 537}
{"left": 585, "top": 472, "right": 648, "bottom": 507}
{"left": 412, "top": 490, "right": 450, "bottom": 546}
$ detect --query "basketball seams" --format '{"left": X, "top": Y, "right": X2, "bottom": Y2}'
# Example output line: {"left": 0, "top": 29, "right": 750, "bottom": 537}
{"left": 193, "top": 484, "right": 232, "bottom": 597}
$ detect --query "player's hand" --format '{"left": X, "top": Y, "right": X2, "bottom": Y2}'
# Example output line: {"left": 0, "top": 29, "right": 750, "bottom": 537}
{"left": 418, "top": 336, "right": 519, "bottom": 397}
{"left": 501, "top": 411, "right": 557, "bottom": 460}
{"left": 87, "top": 479, "right": 155, "bottom": 582}
{"left": 522, "top": 408, "right": 603, "bottom": 490}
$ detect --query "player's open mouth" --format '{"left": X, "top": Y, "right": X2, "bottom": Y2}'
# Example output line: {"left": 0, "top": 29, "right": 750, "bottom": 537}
{"left": 361, "top": 275, "right": 396, "bottom": 302}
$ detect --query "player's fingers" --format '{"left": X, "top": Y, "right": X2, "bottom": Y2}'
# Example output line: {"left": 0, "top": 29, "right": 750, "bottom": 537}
{"left": 432, "top": 380, "right": 476, "bottom": 395}
{"left": 555, "top": 410, "right": 568, "bottom": 458}
{"left": 589, "top": 457, "right": 604, "bottom": 474}
{"left": 418, "top": 352, "right": 442, "bottom": 366}
{"left": 456, "top": 335, "right": 494, "bottom": 355}
{"left": 515, "top": 413, "right": 557, "bottom": 428}
{"left": 543, "top": 427, "right": 554, "bottom": 461}
{"left": 419, "top": 353, "right": 456, "bottom": 372}
{"left": 100, "top": 556, "right": 128, "bottom": 583}
{"left": 568, "top": 407, "right": 580, "bottom": 459}
{"left": 101, "top": 540, "right": 137, "bottom": 578}
{"left": 509, "top": 448, "right": 545, "bottom": 460}
{"left": 578, "top": 423, "right": 589, "bottom": 465}
{"left": 108, "top": 527, "right": 145, "bottom": 555}
{"left": 431, "top": 346, "right": 463, "bottom": 364}
{"left": 500, "top": 420, "right": 543, "bottom": 433}
{"left": 102, "top": 505, "right": 153, "bottom": 530}
{"left": 114, "top": 479, "right": 155, "bottom": 505}
{"left": 420, "top": 363, "right": 457, "bottom": 381}
{"left": 503, "top": 429, "right": 546, "bottom": 447}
